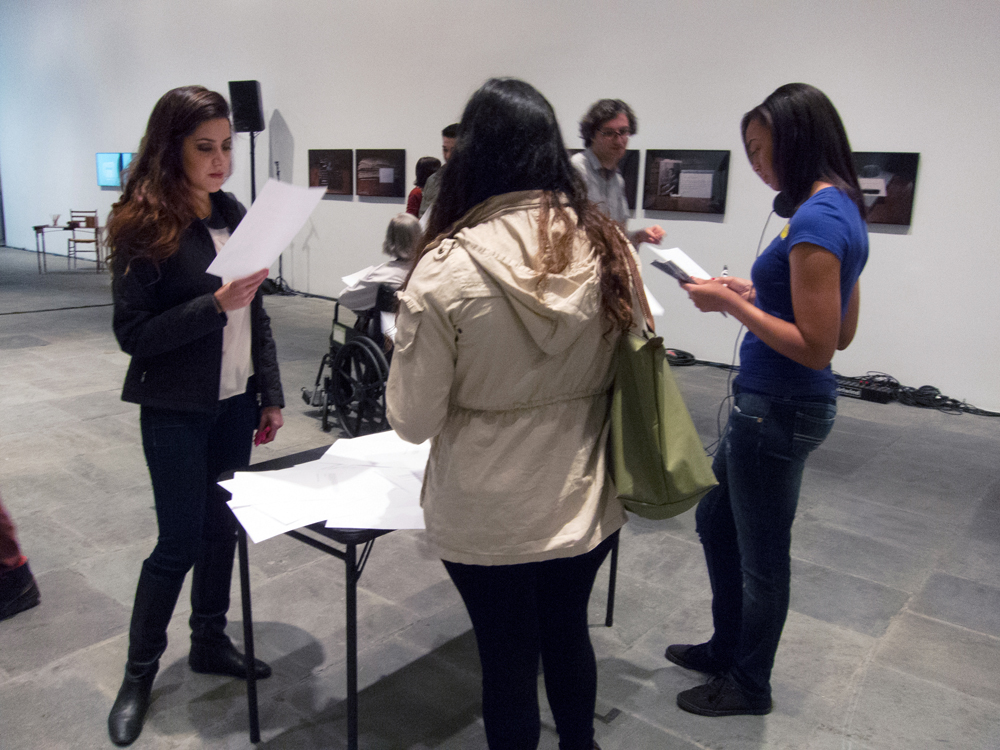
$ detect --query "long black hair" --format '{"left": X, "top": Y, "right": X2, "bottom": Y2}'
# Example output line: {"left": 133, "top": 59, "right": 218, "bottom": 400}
{"left": 426, "top": 78, "right": 586, "bottom": 236}
{"left": 420, "top": 78, "right": 633, "bottom": 332}
{"left": 741, "top": 83, "right": 865, "bottom": 217}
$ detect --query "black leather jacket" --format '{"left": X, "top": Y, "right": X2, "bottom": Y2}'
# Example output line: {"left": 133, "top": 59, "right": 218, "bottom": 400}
{"left": 112, "top": 191, "right": 284, "bottom": 413}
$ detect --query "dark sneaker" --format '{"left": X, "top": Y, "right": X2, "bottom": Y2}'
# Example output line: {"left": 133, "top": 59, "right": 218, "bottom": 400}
{"left": 677, "top": 674, "right": 771, "bottom": 717}
{"left": 0, "top": 562, "right": 40, "bottom": 622}
{"left": 665, "top": 643, "right": 727, "bottom": 676}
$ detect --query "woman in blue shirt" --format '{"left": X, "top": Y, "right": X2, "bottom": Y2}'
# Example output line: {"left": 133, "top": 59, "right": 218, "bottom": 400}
{"left": 669, "top": 83, "right": 868, "bottom": 716}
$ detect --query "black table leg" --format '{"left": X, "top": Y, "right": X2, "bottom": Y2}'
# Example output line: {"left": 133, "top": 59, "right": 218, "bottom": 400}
{"left": 345, "top": 541, "right": 358, "bottom": 750}
{"left": 605, "top": 532, "right": 619, "bottom": 627}
{"left": 238, "top": 527, "right": 261, "bottom": 743}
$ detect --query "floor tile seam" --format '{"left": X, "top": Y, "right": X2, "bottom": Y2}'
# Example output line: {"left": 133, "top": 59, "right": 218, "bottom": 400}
{"left": 789, "top": 552, "right": 912, "bottom": 596}
{"left": 815, "top": 491, "right": 970, "bottom": 528}
{"left": 800, "top": 491, "right": 968, "bottom": 533}
{"left": 601, "top": 567, "right": 701, "bottom": 601}
{"left": 593, "top": 703, "right": 714, "bottom": 749}
{"left": 288, "top": 634, "right": 476, "bottom": 690}
{"left": 901, "top": 605, "right": 1000, "bottom": 643}
{"left": 244, "top": 558, "right": 352, "bottom": 600}
{"left": 0, "top": 629, "right": 128, "bottom": 692}
{"left": 792, "top": 515, "right": 956, "bottom": 558}
{"left": 920, "top": 566, "right": 1000, "bottom": 594}
{"left": 635, "top": 527, "right": 704, "bottom": 548}
{"left": 827, "top": 623, "right": 881, "bottom": 746}
{"left": 873, "top": 660, "right": 1000, "bottom": 709}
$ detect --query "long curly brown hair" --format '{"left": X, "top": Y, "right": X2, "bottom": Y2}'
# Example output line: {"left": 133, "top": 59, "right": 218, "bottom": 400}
{"left": 106, "top": 86, "right": 230, "bottom": 273}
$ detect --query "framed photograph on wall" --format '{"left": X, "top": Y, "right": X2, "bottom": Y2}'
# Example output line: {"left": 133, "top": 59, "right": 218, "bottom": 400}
{"left": 308, "top": 149, "right": 352, "bottom": 195}
{"left": 852, "top": 152, "right": 919, "bottom": 226}
{"left": 642, "top": 150, "right": 730, "bottom": 214}
{"left": 355, "top": 149, "right": 406, "bottom": 198}
{"left": 568, "top": 149, "right": 640, "bottom": 211}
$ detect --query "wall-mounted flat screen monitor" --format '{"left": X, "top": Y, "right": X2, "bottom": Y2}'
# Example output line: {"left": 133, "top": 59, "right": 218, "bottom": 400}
{"left": 96, "top": 152, "right": 135, "bottom": 188}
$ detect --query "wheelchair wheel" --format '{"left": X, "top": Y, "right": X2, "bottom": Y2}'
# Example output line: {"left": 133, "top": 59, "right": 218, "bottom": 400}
{"left": 330, "top": 338, "right": 390, "bottom": 437}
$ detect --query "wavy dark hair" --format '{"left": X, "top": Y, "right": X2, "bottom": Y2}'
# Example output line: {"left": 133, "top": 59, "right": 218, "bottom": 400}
{"left": 414, "top": 156, "right": 441, "bottom": 188}
{"left": 419, "top": 78, "right": 633, "bottom": 332}
{"left": 578, "top": 99, "right": 637, "bottom": 148}
{"left": 741, "top": 83, "right": 864, "bottom": 217}
{"left": 106, "top": 86, "right": 231, "bottom": 271}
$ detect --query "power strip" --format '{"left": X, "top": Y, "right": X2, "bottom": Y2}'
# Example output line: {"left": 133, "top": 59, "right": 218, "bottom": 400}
{"left": 836, "top": 382, "right": 894, "bottom": 403}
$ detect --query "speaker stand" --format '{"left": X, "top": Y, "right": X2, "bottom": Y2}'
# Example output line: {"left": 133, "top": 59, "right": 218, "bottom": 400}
{"left": 259, "top": 156, "right": 294, "bottom": 296}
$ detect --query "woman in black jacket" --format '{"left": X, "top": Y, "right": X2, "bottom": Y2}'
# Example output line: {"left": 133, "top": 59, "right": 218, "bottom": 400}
{"left": 105, "top": 86, "right": 284, "bottom": 747}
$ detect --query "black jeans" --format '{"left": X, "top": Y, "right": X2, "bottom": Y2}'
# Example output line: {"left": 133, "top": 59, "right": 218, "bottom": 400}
{"left": 444, "top": 532, "right": 617, "bottom": 750}
{"left": 131, "top": 388, "right": 257, "bottom": 666}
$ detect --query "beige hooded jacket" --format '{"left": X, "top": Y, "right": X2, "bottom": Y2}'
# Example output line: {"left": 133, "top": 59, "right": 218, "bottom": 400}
{"left": 386, "top": 191, "right": 628, "bottom": 565}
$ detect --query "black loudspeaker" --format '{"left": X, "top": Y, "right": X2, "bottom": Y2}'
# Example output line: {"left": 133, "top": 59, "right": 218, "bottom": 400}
{"left": 228, "top": 80, "right": 265, "bottom": 133}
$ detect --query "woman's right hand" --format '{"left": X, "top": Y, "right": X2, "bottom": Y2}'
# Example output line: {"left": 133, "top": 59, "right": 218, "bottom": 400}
{"left": 720, "top": 276, "right": 755, "bottom": 303}
{"left": 214, "top": 269, "right": 269, "bottom": 312}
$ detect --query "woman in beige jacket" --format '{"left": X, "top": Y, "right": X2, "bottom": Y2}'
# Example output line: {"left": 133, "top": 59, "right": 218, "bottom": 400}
{"left": 386, "top": 78, "right": 635, "bottom": 750}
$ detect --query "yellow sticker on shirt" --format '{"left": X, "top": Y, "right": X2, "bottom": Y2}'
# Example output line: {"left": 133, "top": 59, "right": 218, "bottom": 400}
{"left": 780, "top": 223, "right": 789, "bottom": 239}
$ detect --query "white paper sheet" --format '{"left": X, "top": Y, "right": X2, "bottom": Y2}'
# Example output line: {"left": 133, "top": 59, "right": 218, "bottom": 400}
{"left": 341, "top": 266, "right": 374, "bottom": 288}
{"left": 206, "top": 179, "right": 326, "bottom": 279}
{"left": 380, "top": 311, "right": 397, "bottom": 341}
{"left": 645, "top": 245, "right": 712, "bottom": 281}
{"left": 643, "top": 285, "right": 664, "bottom": 317}
{"left": 225, "top": 431, "right": 430, "bottom": 542}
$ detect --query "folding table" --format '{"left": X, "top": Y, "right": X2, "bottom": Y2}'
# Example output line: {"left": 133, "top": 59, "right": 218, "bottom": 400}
{"left": 232, "top": 444, "right": 619, "bottom": 748}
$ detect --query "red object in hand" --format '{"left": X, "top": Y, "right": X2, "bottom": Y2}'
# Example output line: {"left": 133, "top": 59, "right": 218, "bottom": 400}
{"left": 254, "top": 427, "right": 270, "bottom": 446}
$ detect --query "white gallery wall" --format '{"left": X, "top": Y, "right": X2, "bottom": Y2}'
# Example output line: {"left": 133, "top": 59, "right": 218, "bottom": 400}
{"left": 1, "top": 0, "right": 998, "bottom": 410}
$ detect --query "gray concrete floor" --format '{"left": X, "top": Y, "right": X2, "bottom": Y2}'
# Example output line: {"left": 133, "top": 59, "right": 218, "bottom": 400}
{"left": 1, "top": 245, "right": 998, "bottom": 749}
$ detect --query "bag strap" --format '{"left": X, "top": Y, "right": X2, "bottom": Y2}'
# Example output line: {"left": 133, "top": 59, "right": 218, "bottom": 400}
{"left": 621, "top": 245, "right": 655, "bottom": 334}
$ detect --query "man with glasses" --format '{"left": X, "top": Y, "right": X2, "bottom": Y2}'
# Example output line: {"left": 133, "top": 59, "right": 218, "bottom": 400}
{"left": 572, "top": 99, "right": 664, "bottom": 246}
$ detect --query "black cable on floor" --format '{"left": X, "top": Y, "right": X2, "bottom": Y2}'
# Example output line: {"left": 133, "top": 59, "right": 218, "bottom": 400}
{"left": 0, "top": 303, "right": 114, "bottom": 315}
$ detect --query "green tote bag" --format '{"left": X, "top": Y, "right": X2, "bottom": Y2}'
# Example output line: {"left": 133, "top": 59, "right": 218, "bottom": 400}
{"left": 609, "top": 251, "right": 718, "bottom": 520}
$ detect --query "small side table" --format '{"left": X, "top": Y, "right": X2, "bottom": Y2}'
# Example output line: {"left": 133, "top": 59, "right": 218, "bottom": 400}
{"left": 32, "top": 225, "right": 50, "bottom": 273}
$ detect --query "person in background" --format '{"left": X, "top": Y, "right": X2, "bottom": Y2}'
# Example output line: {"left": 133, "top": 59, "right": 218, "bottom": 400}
{"left": 406, "top": 156, "right": 441, "bottom": 216}
{"left": 668, "top": 83, "right": 868, "bottom": 717}
{"left": 387, "top": 77, "right": 636, "bottom": 750}
{"left": 338, "top": 213, "right": 421, "bottom": 312}
{"left": 571, "top": 98, "right": 664, "bottom": 247}
{"left": 105, "top": 85, "right": 284, "bottom": 746}
{"left": 417, "top": 122, "right": 458, "bottom": 218}
{"left": 0, "top": 493, "right": 40, "bottom": 622}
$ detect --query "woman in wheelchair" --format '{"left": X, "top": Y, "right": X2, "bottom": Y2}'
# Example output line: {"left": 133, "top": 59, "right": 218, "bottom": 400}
{"left": 337, "top": 212, "right": 421, "bottom": 313}
{"left": 305, "top": 213, "right": 420, "bottom": 437}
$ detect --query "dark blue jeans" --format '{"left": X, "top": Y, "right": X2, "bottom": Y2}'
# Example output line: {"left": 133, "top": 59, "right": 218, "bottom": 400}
{"left": 695, "top": 388, "right": 835, "bottom": 699}
{"left": 131, "top": 388, "right": 257, "bottom": 667}
{"left": 443, "top": 533, "right": 617, "bottom": 750}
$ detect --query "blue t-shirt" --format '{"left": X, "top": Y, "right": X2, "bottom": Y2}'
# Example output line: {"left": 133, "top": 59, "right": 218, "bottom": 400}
{"left": 735, "top": 187, "right": 868, "bottom": 399}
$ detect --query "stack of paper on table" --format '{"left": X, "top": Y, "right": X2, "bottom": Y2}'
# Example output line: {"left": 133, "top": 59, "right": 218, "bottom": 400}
{"left": 223, "top": 431, "right": 429, "bottom": 543}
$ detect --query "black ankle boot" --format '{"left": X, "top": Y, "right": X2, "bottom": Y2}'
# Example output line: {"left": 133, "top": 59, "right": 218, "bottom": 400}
{"left": 0, "top": 561, "right": 40, "bottom": 622}
{"left": 108, "top": 667, "right": 157, "bottom": 746}
{"left": 189, "top": 638, "right": 271, "bottom": 680}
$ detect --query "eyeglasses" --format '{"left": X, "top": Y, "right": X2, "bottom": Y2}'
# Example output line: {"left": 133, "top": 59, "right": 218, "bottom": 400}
{"left": 597, "top": 127, "right": 631, "bottom": 140}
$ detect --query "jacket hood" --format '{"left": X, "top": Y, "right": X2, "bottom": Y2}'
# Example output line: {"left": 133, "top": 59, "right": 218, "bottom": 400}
{"left": 443, "top": 191, "right": 603, "bottom": 355}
